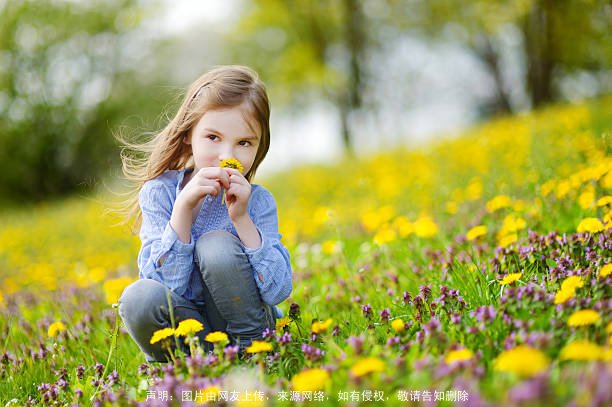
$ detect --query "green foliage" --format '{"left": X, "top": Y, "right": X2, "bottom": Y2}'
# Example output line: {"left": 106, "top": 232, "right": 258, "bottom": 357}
{"left": 0, "top": 0, "right": 163, "bottom": 202}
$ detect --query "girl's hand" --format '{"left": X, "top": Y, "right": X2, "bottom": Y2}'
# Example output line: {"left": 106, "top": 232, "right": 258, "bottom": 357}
{"left": 176, "top": 167, "right": 230, "bottom": 210}
{"left": 223, "top": 168, "right": 251, "bottom": 221}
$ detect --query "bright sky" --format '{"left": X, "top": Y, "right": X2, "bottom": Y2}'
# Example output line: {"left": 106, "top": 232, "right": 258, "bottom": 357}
{"left": 157, "top": 0, "right": 240, "bottom": 34}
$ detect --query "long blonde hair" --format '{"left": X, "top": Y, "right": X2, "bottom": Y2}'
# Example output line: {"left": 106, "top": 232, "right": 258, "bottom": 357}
{"left": 117, "top": 65, "right": 271, "bottom": 232}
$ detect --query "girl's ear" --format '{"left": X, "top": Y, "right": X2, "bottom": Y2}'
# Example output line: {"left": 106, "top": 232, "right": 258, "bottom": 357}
{"left": 183, "top": 132, "right": 192, "bottom": 145}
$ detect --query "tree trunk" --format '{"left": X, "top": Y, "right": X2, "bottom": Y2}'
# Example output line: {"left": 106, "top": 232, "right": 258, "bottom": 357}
{"left": 474, "top": 34, "right": 514, "bottom": 114}
{"left": 522, "top": 0, "right": 555, "bottom": 107}
{"left": 341, "top": 0, "right": 366, "bottom": 155}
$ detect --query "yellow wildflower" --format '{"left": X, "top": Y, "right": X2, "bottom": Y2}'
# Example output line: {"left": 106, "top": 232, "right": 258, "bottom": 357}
{"left": 559, "top": 340, "right": 604, "bottom": 361}
{"left": 103, "top": 276, "right": 133, "bottom": 304}
{"left": 391, "top": 318, "right": 405, "bottom": 333}
{"left": 567, "top": 309, "right": 600, "bottom": 327}
{"left": 498, "top": 233, "right": 518, "bottom": 248}
{"left": 445, "top": 348, "right": 474, "bottom": 364}
{"left": 276, "top": 317, "right": 290, "bottom": 330}
{"left": 499, "top": 272, "right": 522, "bottom": 285}
{"left": 555, "top": 181, "right": 571, "bottom": 199}
{"left": 554, "top": 288, "right": 575, "bottom": 305}
{"left": 311, "top": 318, "right": 333, "bottom": 334}
{"left": 560, "top": 275, "right": 583, "bottom": 292}
{"left": 48, "top": 321, "right": 66, "bottom": 338}
{"left": 246, "top": 340, "right": 273, "bottom": 354}
{"left": 321, "top": 240, "right": 339, "bottom": 255}
{"left": 607, "top": 321, "right": 612, "bottom": 334}
{"left": 494, "top": 345, "right": 549, "bottom": 378}
{"left": 500, "top": 214, "right": 527, "bottom": 233}
{"left": 466, "top": 225, "right": 487, "bottom": 241}
{"left": 150, "top": 327, "right": 174, "bottom": 344}
{"left": 600, "top": 264, "right": 612, "bottom": 278}
{"left": 199, "top": 386, "right": 220, "bottom": 401}
{"left": 350, "top": 357, "right": 386, "bottom": 378}
{"left": 175, "top": 319, "right": 204, "bottom": 337}
{"left": 236, "top": 398, "right": 265, "bottom": 407}
{"left": 446, "top": 201, "right": 458, "bottom": 215}
{"left": 486, "top": 195, "right": 512, "bottom": 213}
{"left": 413, "top": 216, "right": 438, "bottom": 238}
{"left": 219, "top": 158, "right": 244, "bottom": 173}
{"left": 373, "top": 226, "right": 397, "bottom": 245}
{"left": 205, "top": 331, "right": 229, "bottom": 343}
{"left": 578, "top": 190, "right": 595, "bottom": 209}
{"left": 596, "top": 196, "right": 612, "bottom": 206}
{"left": 540, "top": 180, "right": 555, "bottom": 197}
{"left": 292, "top": 368, "right": 330, "bottom": 392}
{"left": 577, "top": 217, "right": 604, "bottom": 233}
{"left": 392, "top": 216, "right": 414, "bottom": 237}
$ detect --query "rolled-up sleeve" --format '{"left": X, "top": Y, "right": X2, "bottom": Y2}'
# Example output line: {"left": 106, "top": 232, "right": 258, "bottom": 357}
{"left": 137, "top": 181, "right": 195, "bottom": 296}
{"left": 244, "top": 187, "right": 293, "bottom": 305}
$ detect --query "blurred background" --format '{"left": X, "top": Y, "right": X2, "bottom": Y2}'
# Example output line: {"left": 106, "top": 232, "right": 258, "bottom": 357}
{"left": 0, "top": 0, "right": 610, "bottom": 204}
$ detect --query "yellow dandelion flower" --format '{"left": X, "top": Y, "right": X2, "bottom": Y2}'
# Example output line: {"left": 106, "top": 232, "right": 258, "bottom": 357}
{"left": 499, "top": 272, "right": 522, "bottom": 285}
{"left": 446, "top": 201, "right": 459, "bottom": 215}
{"left": 311, "top": 318, "right": 333, "bottom": 334}
{"left": 276, "top": 316, "right": 290, "bottom": 330}
{"left": 291, "top": 368, "right": 330, "bottom": 392}
{"left": 560, "top": 275, "right": 583, "bottom": 292}
{"left": 500, "top": 214, "right": 527, "bottom": 233}
{"left": 103, "top": 276, "right": 134, "bottom": 305}
{"left": 606, "top": 321, "right": 612, "bottom": 334}
{"left": 175, "top": 319, "right": 204, "bottom": 337}
{"left": 559, "top": 340, "right": 604, "bottom": 361}
{"left": 413, "top": 216, "right": 438, "bottom": 238}
{"left": 577, "top": 217, "right": 604, "bottom": 233}
{"left": 392, "top": 216, "right": 414, "bottom": 237}
{"left": 246, "top": 340, "right": 273, "bottom": 353}
{"left": 150, "top": 327, "right": 175, "bottom": 344}
{"left": 48, "top": 321, "right": 66, "bottom": 337}
{"left": 321, "top": 240, "right": 339, "bottom": 255}
{"left": 600, "top": 264, "right": 612, "bottom": 278}
{"left": 445, "top": 348, "right": 474, "bottom": 365}
{"left": 555, "top": 181, "right": 571, "bottom": 199}
{"left": 498, "top": 233, "right": 518, "bottom": 248}
{"left": 578, "top": 191, "right": 595, "bottom": 209}
{"left": 596, "top": 196, "right": 612, "bottom": 207}
{"left": 466, "top": 225, "right": 487, "bottom": 241}
{"left": 236, "top": 398, "right": 265, "bottom": 407}
{"left": 205, "top": 331, "right": 229, "bottom": 343}
{"left": 373, "top": 226, "right": 397, "bottom": 245}
{"left": 199, "top": 386, "right": 220, "bottom": 401}
{"left": 486, "top": 195, "right": 512, "bottom": 213}
{"left": 567, "top": 309, "right": 600, "bottom": 327}
{"left": 219, "top": 158, "right": 244, "bottom": 173}
{"left": 391, "top": 318, "right": 405, "bottom": 333}
{"left": 350, "top": 357, "right": 386, "bottom": 378}
{"left": 540, "top": 180, "right": 555, "bottom": 197}
{"left": 554, "top": 288, "right": 575, "bottom": 305}
{"left": 494, "top": 345, "right": 549, "bottom": 378}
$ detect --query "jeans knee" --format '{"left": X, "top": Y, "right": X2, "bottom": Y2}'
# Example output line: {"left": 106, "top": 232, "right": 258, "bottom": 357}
{"left": 196, "top": 230, "right": 243, "bottom": 278}
{"left": 119, "top": 279, "right": 169, "bottom": 325}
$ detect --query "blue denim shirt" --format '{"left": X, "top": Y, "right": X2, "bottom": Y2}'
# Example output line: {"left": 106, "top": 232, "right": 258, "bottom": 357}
{"left": 137, "top": 169, "right": 292, "bottom": 317}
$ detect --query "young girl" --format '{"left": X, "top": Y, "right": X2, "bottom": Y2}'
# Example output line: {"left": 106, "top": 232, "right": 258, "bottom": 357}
{"left": 118, "top": 65, "right": 292, "bottom": 362}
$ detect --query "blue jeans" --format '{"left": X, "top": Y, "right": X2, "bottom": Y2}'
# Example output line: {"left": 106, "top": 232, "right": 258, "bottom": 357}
{"left": 119, "top": 230, "right": 275, "bottom": 362}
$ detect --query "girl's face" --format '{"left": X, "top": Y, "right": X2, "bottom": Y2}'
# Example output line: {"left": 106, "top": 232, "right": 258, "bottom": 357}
{"left": 186, "top": 104, "right": 261, "bottom": 175}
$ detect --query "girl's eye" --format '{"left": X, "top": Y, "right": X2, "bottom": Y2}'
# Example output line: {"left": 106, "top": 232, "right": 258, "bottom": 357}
{"left": 206, "top": 134, "right": 218, "bottom": 141}
{"left": 239, "top": 140, "right": 251, "bottom": 147}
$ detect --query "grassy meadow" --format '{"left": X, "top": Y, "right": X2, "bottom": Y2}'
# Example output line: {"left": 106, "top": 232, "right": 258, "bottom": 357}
{"left": 1, "top": 97, "right": 611, "bottom": 406}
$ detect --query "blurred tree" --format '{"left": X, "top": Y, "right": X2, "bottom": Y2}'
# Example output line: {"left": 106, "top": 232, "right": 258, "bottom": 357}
{"left": 228, "top": 0, "right": 609, "bottom": 151}
{"left": 227, "top": 0, "right": 372, "bottom": 154}
{"left": 401, "top": 0, "right": 611, "bottom": 111}
{"left": 0, "top": 0, "right": 164, "bottom": 202}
